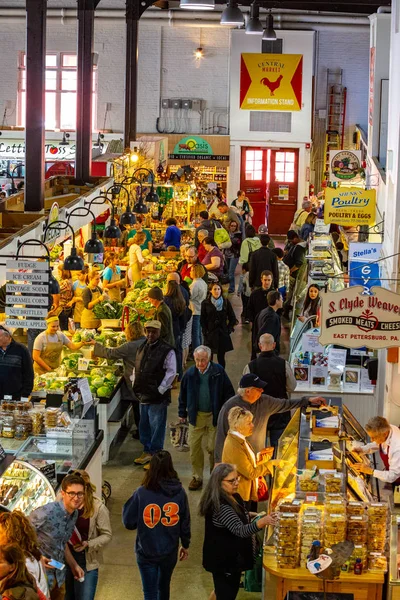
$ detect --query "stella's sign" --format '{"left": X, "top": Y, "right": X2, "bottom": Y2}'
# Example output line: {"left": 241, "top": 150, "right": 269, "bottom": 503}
{"left": 319, "top": 286, "right": 400, "bottom": 349}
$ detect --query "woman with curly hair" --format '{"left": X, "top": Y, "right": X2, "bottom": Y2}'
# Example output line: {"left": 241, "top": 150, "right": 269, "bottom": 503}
{"left": 0, "top": 511, "right": 48, "bottom": 598}
{"left": 0, "top": 543, "right": 39, "bottom": 600}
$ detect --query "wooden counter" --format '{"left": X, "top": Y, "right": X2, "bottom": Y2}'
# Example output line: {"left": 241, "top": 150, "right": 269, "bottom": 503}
{"left": 263, "top": 554, "right": 384, "bottom": 600}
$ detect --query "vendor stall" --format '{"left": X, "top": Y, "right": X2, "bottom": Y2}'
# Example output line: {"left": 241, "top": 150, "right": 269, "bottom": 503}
{"left": 263, "top": 398, "right": 386, "bottom": 600}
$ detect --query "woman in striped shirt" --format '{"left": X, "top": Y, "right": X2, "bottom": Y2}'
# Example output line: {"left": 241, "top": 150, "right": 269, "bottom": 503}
{"left": 199, "top": 463, "right": 278, "bottom": 600}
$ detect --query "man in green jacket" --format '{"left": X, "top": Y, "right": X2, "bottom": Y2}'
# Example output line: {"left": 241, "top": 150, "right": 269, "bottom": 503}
{"left": 148, "top": 287, "right": 175, "bottom": 347}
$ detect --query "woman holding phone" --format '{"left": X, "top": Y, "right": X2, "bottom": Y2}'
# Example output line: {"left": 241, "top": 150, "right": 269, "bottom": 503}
{"left": 64, "top": 470, "right": 112, "bottom": 600}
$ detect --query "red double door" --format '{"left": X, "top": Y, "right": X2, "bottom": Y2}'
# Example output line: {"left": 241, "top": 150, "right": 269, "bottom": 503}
{"left": 240, "top": 147, "right": 299, "bottom": 235}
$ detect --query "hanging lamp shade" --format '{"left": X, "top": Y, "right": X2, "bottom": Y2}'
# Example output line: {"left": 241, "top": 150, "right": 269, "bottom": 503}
{"left": 49, "top": 273, "right": 60, "bottom": 295}
{"left": 84, "top": 232, "right": 104, "bottom": 254}
{"left": 64, "top": 247, "right": 85, "bottom": 271}
{"left": 180, "top": 0, "right": 215, "bottom": 9}
{"left": 246, "top": 3, "right": 263, "bottom": 34}
{"left": 262, "top": 12, "right": 276, "bottom": 40}
{"left": 104, "top": 219, "right": 121, "bottom": 239}
{"left": 220, "top": 1, "right": 244, "bottom": 25}
{"left": 145, "top": 186, "right": 159, "bottom": 203}
{"left": 120, "top": 207, "right": 137, "bottom": 225}
{"left": 134, "top": 202, "right": 149, "bottom": 214}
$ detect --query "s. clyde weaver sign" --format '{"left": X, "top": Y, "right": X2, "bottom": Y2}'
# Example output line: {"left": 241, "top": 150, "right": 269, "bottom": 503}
{"left": 319, "top": 286, "right": 400, "bottom": 349}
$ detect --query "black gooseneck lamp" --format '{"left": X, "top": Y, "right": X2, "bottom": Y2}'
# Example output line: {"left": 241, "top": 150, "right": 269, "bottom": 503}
{"left": 85, "top": 194, "right": 121, "bottom": 239}
{"left": 43, "top": 220, "right": 85, "bottom": 271}
{"left": 66, "top": 206, "right": 104, "bottom": 255}
{"left": 16, "top": 239, "right": 60, "bottom": 294}
{"left": 105, "top": 183, "right": 136, "bottom": 226}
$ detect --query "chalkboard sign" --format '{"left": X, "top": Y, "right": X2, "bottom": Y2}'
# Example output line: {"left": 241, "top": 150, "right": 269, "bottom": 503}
{"left": 286, "top": 593, "right": 354, "bottom": 600}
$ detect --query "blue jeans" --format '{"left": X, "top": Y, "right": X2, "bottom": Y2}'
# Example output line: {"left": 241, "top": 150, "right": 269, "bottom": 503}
{"left": 226, "top": 257, "right": 239, "bottom": 292}
{"left": 65, "top": 563, "right": 98, "bottom": 600}
{"left": 192, "top": 315, "right": 202, "bottom": 351}
{"left": 175, "top": 334, "right": 183, "bottom": 381}
{"left": 137, "top": 549, "right": 178, "bottom": 600}
{"left": 139, "top": 402, "right": 168, "bottom": 454}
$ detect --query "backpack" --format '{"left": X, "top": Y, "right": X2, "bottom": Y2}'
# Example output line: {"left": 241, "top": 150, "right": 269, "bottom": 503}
{"left": 213, "top": 223, "right": 232, "bottom": 250}
{"left": 289, "top": 210, "right": 307, "bottom": 233}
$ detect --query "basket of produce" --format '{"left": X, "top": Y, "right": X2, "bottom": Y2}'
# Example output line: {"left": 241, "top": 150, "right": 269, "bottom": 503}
{"left": 93, "top": 300, "right": 123, "bottom": 329}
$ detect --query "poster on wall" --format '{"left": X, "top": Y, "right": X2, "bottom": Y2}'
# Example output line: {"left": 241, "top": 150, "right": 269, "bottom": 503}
{"left": 240, "top": 53, "right": 303, "bottom": 111}
{"left": 319, "top": 286, "right": 400, "bottom": 349}
{"left": 329, "top": 150, "right": 362, "bottom": 183}
{"left": 324, "top": 187, "right": 376, "bottom": 226}
{"left": 279, "top": 185, "right": 289, "bottom": 200}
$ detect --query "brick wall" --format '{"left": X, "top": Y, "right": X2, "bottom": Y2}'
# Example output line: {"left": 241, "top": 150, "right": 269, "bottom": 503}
{"left": 0, "top": 17, "right": 369, "bottom": 140}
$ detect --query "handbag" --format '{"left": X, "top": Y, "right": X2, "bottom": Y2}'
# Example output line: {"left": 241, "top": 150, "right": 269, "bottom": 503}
{"left": 244, "top": 549, "right": 263, "bottom": 592}
{"left": 257, "top": 476, "right": 269, "bottom": 501}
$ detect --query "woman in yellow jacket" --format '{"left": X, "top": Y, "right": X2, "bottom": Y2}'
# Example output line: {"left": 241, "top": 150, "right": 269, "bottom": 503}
{"left": 222, "top": 406, "right": 275, "bottom": 505}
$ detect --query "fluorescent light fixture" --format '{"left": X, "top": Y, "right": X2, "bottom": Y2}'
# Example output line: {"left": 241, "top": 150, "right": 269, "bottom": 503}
{"left": 180, "top": 0, "right": 215, "bottom": 9}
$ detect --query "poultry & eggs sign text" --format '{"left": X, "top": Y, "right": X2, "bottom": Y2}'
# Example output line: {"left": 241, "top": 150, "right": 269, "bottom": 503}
{"left": 240, "top": 54, "right": 303, "bottom": 111}
{"left": 324, "top": 187, "right": 376, "bottom": 226}
{"left": 319, "top": 286, "right": 400, "bottom": 349}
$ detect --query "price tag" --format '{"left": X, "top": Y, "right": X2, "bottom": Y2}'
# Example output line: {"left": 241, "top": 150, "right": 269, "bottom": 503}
{"left": 305, "top": 493, "right": 318, "bottom": 503}
{"left": 78, "top": 357, "right": 90, "bottom": 372}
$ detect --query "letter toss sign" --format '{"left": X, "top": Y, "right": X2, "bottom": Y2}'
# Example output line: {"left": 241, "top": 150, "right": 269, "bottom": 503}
{"left": 324, "top": 187, "right": 376, "bottom": 226}
{"left": 319, "top": 286, "right": 400, "bottom": 349}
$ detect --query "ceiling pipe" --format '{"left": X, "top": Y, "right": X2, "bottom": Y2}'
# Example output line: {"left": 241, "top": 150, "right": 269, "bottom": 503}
{"left": 0, "top": 7, "right": 371, "bottom": 25}
{"left": 377, "top": 5, "right": 391, "bottom": 11}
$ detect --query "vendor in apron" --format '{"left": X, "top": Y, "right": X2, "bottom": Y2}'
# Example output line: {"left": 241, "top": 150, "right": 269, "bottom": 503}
{"left": 353, "top": 416, "right": 400, "bottom": 488}
{"left": 32, "top": 316, "right": 87, "bottom": 375}
{"left": 102, "top": 251, "right": 124, "bottom": 302}
{"left": 80, "top": 270, "right": 104, "bottom": 330}
{"left": 128, "top": 232, "right": 146, "bottom": 287}
{"left": 70, "top": 267, "right": 89, "bottom": 328}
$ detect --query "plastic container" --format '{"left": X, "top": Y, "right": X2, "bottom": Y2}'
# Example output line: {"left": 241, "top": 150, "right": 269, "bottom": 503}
{"left": 368, "top": 553, "right": 388, "bottom": 573}
{"left": 324, "top": 472, "right": 343, "bottom": 494}
{"left": 347, "top": 501, "right": 366, "bottom": 516}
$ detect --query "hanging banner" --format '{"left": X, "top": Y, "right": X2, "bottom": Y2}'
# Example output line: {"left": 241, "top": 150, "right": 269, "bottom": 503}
{"left": 324, "top": 187, "right": 376, "bottom": 226}
{"left": 5, "top": 258, "right": 49, "bottom": 330}
{"left": 329, "top": 150, "right": 362, "bottom": 182}
{"left": 348, "top": 242, "right": 382, "bottom": 292}
{"left": 240, "top": 54, "right": 303, "bottom": 111}
{"left": 319, "top": 286, "right": 400, "bottom": 349}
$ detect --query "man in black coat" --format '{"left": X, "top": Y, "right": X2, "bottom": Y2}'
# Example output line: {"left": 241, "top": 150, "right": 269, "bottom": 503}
{"left": 0, "top": 325, "right": 34, "bottom": 400}
{"left": 249, "top": 234, "right": 279, "bottom": 289}
{"left": 194, "top": 211, "right": 215, "bottom": 247}
{"left": 244, "top": 333, "right": 297, "bottom": 450}
{"left": 253, "top": 290, "right": 283, "bottom": 357}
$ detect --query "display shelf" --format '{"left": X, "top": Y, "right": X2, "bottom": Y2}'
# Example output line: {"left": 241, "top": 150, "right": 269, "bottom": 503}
{"left": 0, "top": 459, "right": 56, "bottom": 514}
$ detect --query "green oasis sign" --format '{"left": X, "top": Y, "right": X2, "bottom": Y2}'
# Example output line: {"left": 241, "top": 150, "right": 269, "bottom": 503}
{"left": 173, "top": 136, "right": 213, "bottom": 155}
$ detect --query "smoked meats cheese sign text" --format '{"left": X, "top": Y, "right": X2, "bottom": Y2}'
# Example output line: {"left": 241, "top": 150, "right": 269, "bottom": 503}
{"left": 319, "top": 287, "right": 400, "bottom": 349}
{"left": 324, "top": 188, "right": 376, "bottom": 227}
{"left": 240, "top": 54, "right": 303, "bottom": 111}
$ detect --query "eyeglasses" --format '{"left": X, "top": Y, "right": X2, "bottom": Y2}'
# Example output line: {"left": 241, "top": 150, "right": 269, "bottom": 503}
{"left": 0, "top": 326, "right": 10, "bottom": 335}
{"left": 223, "top": 476, "right": 241, "bottom": 484}
{"left": 64, "top": 491, "right": 85, "bottom": 499}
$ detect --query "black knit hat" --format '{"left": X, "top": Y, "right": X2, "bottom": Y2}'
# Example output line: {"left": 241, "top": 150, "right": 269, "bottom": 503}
{"left": 148, "top": 286, "right": 163, "bottom": 301}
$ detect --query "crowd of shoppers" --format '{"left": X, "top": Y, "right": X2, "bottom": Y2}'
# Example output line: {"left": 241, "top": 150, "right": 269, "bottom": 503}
{"left": 0, "top": 193, "right": 336, "bottom": 600}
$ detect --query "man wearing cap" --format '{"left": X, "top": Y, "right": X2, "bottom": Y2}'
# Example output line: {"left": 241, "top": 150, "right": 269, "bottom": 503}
{"left": 147, "top": 286, "right": 175, "bottom": 347}
{"left": 32, "top": 316, "right": 88, "bottom": 375}
{"left": 257, "top": 225, "right": 275, "bottom": 249}
{"left": 133, "top": 320, "right": 177, "bottom": 466}
{"left": 249, "top": 234, "right": 279, "bottom": 290}
{"left": 0, "top": 325, "right": 34, "bottom": 400}
{"left": 214, "top": 373, "right": 326, "bottom": 462}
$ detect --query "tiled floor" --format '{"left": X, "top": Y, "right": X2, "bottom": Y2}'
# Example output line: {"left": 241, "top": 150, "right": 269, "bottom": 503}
{"left": 96, "top": 291, "right": 284, "bottom": 599}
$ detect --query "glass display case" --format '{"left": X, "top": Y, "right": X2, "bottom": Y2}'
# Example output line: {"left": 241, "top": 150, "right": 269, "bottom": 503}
{"left": 388, "top": 513, "right": 400, "bottom": 599}
{"left": 269, "top": 398, "right": 378, "bottom": 512}
{"left": 0, "top": 459, "right": 56, "bottom": 514}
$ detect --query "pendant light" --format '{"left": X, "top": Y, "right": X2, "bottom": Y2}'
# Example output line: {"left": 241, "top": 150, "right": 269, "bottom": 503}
{"left": 43, "top": 220, "right": 84, "bottom": 271}
{"left": 145, "top": 185, "right": 159, "bottom": 203}
{"left": 67, "top": 206, "right": 105, "bottom": 255}
{"left": 263, "top": 11, "right": 276, "bottom": 40}
{"left": 180, "top": 0, "right": 215, "bottom": 9}
{"left": 49, "top": 273, "right": 60, "bottom": 295}
{"left": 86, "top": 195, "right": 122, "bottom": 240}
{"left": 220, "top": 0, "right": 244, "bottom": 26}
{"left": 246, "top": 2, "right": 263, "bottom": 34}
{"left": 133, "top": 200, "right": 149, "bottom": 214}
{"left": 105, "top": 183, "right": 137, "bottom": 226}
